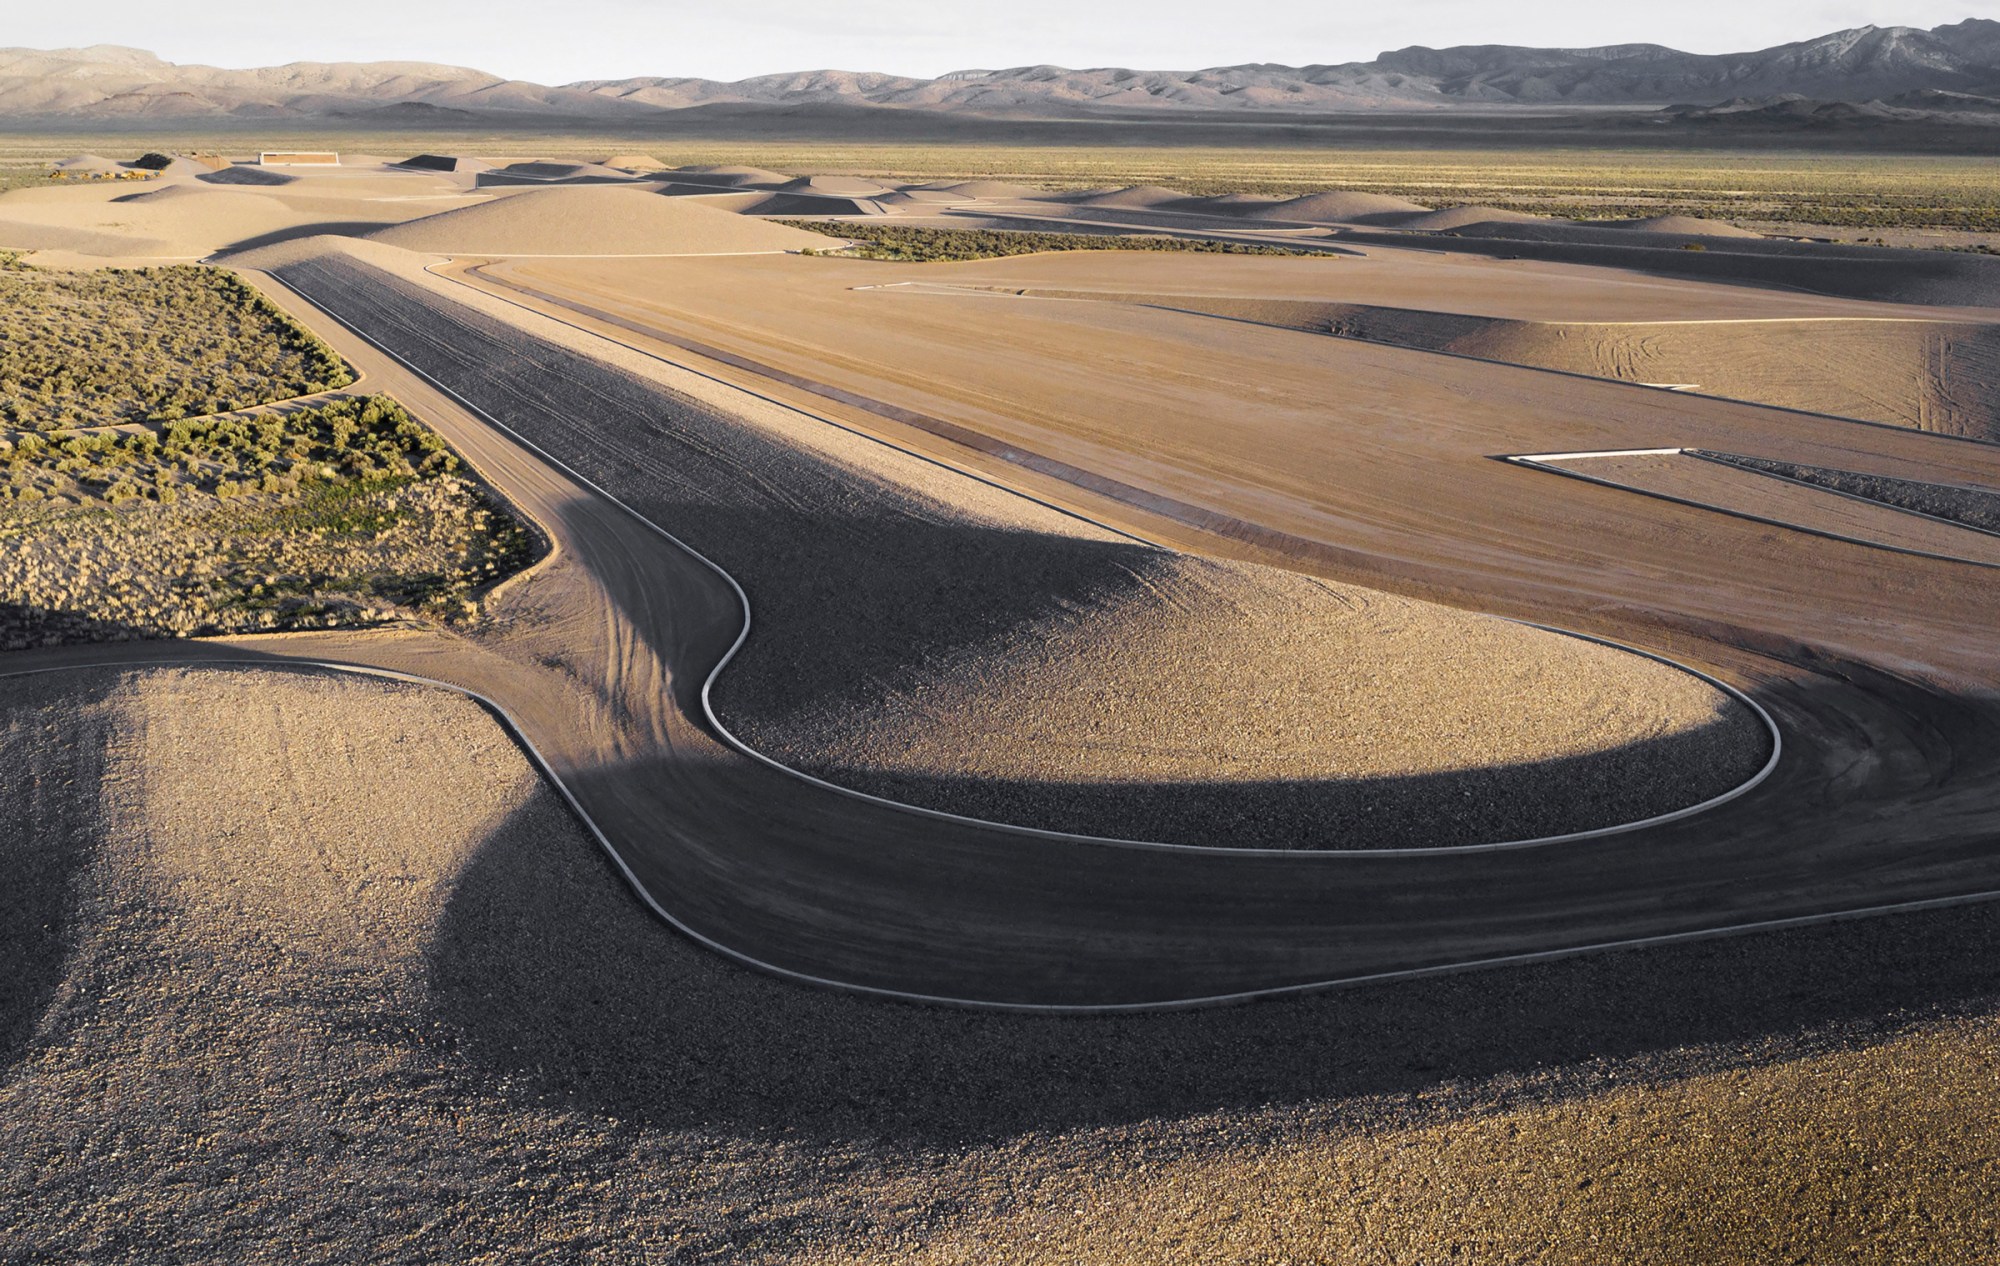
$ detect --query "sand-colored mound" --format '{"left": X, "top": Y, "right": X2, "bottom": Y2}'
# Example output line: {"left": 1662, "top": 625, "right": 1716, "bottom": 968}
{"left": 1609, "top": 215, "right": 1763, "bottom": 239}
{"left": 669, "top": 164, "right": 793, "bottom": 188}
{"left": 727, "top": 548, "right": 1765, "bottom": 846}
{"left": 51, "top": 153, "right": 122, "bottom": 174}
{"left": 1393, "top": 205, "right": 1547, "bottom": 231}
{"left": 731, "top": 193, "right": 888, "bottom": 218}
{"left": 1245, "top": 191, "right": 1431, "bottom": 222}
{"left": 922, "top": 180, "right": 1042, "bottom": 200}
{"left": 602, "top": 153, "right": 665, "bottom": 172}
{"left": 777, "top": 175, "right": 893, "bottom": 197}
{"left": 1190, "top": 193, "right": 1291, "bottom": 215}
{"left": 197, "top": 164, "right": 297, "bottom": 187}
{"left": 0, "top": 184, "right": 328, "bottom": 258}
{"left": 1073, "top": 185, "right": 1193, "bottom": 209}
{"left": 365, "top": 186, "right": 830, "bottom": 255}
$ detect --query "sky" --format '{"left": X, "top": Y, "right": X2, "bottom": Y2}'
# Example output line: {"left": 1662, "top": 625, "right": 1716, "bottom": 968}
{"left": 13, "top": 2, "right": 1986, "bottom": 83}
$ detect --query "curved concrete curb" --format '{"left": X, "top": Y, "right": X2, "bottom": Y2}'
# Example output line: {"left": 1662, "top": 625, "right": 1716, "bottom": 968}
{"left": 8, "top": 656, "right": 1978, "bottom": 1015}
{"left": 380, "top": 259, "right": 1784, "bottom": 857}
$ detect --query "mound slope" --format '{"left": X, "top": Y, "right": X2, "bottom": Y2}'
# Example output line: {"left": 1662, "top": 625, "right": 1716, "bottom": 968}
{"left": 1248, "top": 191, "right": 1431, "bottom": 222}
{"left": 777, "top": 175, "right": 892, "bottom": 197}
{"left": 1073, "top": 185, "right": 1192, "bottom": 209}
{"left": 669, "top": 164, "right": 792, "bottom": 187}
{"left": 1612, "top": 215, "right": 1763, "bottom": 238}
{"left": 366, "top": 187, "right": 828, "bottom": 255}
{"left": 1394, "top": 205, "right": 1547, "bottom": 231}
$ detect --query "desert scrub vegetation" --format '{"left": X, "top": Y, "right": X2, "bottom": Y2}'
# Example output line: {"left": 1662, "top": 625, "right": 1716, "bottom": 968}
{"left": 781, "top": 221, "right": 1325, "bottom": 262}
{"left": 0, "top": 394, "right": 538, "bottom": 647}
{"left": 0, "top": 262, "right": 353, "bottom": 430}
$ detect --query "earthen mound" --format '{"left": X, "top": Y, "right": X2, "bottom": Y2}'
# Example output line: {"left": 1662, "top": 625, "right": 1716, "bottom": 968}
{"left": 921, "top": 180, "right": 1042, "bottom": 199}
{"left": 1392, "top": 205, "right": 1547, "bottom": 231}
{"left": 1245, "top": 191, "right": 1430, "bottom": 222}
{"left": 776, "top": 175, "right": 892, "bottom": 197}
{"left": 1072, "top": 185, "right": 1193, "bottom": 209}
{"left": 52, "top": 154, "right": 122, "bottom": 174}
{"left": 366, "top": 186, "right": 829, "bottom": 255}
{"left": 1609, "top": 215, "right": 1764, "bottom": 238}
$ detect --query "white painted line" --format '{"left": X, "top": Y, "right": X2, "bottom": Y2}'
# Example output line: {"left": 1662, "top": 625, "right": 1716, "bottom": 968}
{"left": 1508, "top": 447, "right": 1686, "bottom": 462}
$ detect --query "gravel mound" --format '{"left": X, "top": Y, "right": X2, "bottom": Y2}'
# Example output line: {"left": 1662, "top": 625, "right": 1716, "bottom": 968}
{"left": 1392, "top": 205, "right": 1547, "bottom": 231}
{"left": 1247, "top": 191, "right": 1431, "bottom": 222}
{"left": 1611, "top": 215, "right": 1764, "bottom": 238}
{"left": 777, "top": 175, "right": 892, "bottom": 197}
{"left": 922, "top": 180, "right": 1042, "bottom": 199}
{"left": 366, "top": 187, "right": 828, "bottom": 255}
{"left": 1072, "top": 185, "right": 1193, "bottom": 209}
{"left": 51, "top": 153, "right": 122, "bottom": 174}
{"left": 669, "top": 164, "right": 792, "bottom": 187}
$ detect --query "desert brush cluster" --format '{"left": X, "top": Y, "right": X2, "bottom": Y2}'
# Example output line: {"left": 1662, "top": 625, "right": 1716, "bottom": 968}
{"left": 0, "top": 391, "right": 536, "bottom": 646}
{"left": 0, "top": 257, "right": 351, "bottom": 429}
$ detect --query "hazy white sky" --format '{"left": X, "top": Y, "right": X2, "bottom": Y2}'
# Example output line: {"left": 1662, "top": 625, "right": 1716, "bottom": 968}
{"left": 15, "top": 2, "right": 1985, "bottom": 83}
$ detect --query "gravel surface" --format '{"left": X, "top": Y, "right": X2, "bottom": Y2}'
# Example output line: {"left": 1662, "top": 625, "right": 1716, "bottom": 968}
{"left": 245, "top": 240, "right": 1768, "bottom": 849}
{"left": 0, "top": 666, "right": 1991, "bottom": 1264}
{"left": 1014, "top": 293, "right": 2000, "bottom": 440}
{"left": 1699, "top": 450, "right": 2000, "bottom": 532}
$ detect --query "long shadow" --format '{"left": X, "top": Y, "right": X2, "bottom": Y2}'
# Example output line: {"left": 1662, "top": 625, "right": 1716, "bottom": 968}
{"left": 219, "top": 222, "right": 388, "bottom": 255}
{"left": 425, "top": 778, "right": 2000, "bottom": 1148}
{"left": 0, "top": 613, "right": 154, "bottom": 1072}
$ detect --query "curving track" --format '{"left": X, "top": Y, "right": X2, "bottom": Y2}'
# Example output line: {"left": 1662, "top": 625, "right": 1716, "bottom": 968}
{"left": 12, "top": 245, "right": 2000, "bottom": 1009}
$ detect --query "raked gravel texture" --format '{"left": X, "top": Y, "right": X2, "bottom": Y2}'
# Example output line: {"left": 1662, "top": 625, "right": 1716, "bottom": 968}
{"left": 246, "top": 239, "right": 1767, "bottom": 849}
{"left": 0, "top": 667, "right": 1992, "bottom": 1264}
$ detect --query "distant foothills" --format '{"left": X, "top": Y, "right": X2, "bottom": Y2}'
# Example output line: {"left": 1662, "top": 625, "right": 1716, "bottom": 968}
{"left": 2, "top": 20, "right": 1999, "bottom": 123}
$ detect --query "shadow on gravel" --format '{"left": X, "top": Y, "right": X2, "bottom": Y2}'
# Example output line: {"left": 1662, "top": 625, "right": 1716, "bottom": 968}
{"left": 0, "top": 653, "right": 126, "bottom": 1072}
{"left": 427, "top": 783, "right": 2000, "bottom": 1149}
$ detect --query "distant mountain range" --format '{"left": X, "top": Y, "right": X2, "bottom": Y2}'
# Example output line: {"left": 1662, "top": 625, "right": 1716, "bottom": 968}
{"left": 4, "top": 21, "right": 1999, "bottom": 122}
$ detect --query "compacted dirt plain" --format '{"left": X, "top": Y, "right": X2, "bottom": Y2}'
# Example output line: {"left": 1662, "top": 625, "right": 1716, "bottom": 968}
{"left": 0, "top": 666, "right": 1994, "bottom": 1265}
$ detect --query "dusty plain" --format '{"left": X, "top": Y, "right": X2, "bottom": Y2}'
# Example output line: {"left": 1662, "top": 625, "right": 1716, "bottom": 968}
{"left": 1, "top": 145, "right": 1998, "bottom": 1259}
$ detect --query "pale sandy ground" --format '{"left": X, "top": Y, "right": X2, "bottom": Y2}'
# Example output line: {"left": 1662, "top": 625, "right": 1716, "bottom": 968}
{"left": 0, "top": 666, "right": 1992, "bottom": 1264}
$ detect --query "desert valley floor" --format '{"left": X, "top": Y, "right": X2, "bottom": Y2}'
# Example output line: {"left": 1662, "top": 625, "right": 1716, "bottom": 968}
{"left": 0, "top": 152, "right": 1996, "bottom": 1260}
